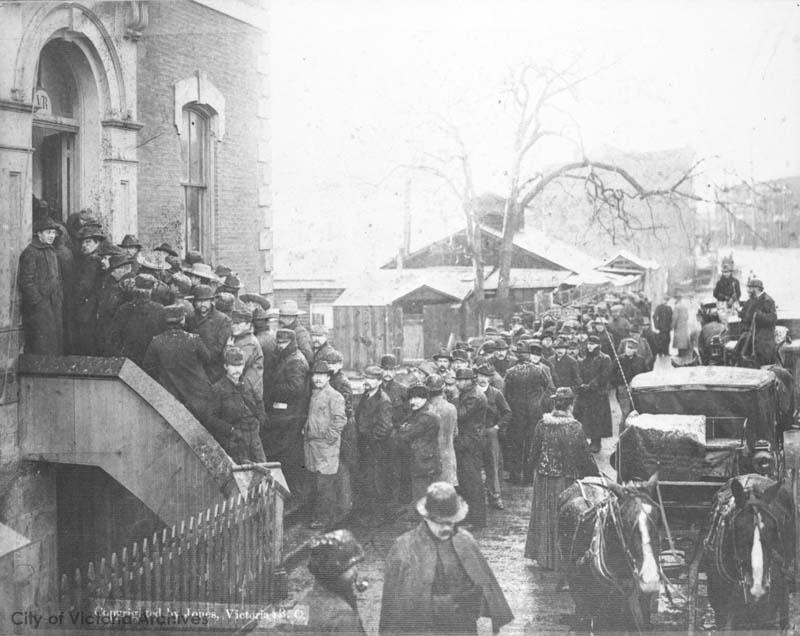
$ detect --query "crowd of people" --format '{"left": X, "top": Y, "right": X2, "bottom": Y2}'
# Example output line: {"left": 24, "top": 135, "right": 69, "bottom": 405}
{"left": 18, "top": 210, "right": 795, "bottom": 633}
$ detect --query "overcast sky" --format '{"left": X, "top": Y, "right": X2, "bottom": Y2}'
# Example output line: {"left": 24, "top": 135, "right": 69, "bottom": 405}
{"left": 271, "top": 1, "right": 800, "bottom": 272}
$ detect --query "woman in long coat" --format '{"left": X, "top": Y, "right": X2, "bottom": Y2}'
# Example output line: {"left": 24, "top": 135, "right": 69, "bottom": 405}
{"left": 19, "top": 217, "right": 63, "bottom": 354}
{"left": 425, "top": 374, "right": 458, "bottom": 486}
{"left": 525, "top": 388, "right": 598, "bottom": 570}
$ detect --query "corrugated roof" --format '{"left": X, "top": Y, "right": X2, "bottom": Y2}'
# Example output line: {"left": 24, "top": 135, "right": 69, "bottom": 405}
{"left": 333, "top": 268, "right": 477, "bottom": 306}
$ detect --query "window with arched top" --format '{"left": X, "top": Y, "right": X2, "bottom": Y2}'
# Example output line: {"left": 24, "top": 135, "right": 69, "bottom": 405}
{"left": 181, "top": 106, "right": 209, "bottom": 253}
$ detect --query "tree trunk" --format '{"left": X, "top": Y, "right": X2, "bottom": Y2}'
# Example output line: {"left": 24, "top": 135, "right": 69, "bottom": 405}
{"left": 497, "top": 198, "right": 520, "bottom": 301}
{"left": 465, "top": 201, "right": 485, "bottom": 331}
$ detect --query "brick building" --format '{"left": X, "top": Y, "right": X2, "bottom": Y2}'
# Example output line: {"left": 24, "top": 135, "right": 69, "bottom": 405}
{"left": 0, "top": 1, "right": 274, "bottom": 623}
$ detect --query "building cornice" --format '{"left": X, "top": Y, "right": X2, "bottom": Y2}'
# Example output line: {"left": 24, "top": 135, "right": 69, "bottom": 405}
{"left": 190, "top": 0, "right": 268, "bottom": 31}
{"left": 101, "top": 118, "right": 144, "bottom": 131}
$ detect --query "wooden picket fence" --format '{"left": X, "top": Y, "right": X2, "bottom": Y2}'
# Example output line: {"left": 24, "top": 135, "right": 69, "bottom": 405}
{"left": 58, "top": 478, "right": 285, "bottom": 613}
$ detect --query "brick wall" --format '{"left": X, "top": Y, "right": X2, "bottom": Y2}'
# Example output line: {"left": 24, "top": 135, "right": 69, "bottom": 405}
{"left": 136, "top": 1, "right": 270, "bottom": 293}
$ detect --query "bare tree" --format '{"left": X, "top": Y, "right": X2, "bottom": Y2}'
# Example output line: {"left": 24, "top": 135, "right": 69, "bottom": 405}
{"left": 407, "top": 61, "right": 715, "bottom": 306}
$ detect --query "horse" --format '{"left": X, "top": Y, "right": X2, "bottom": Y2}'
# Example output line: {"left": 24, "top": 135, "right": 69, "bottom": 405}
{"left": 692, "top": 474, "right": 794, "bottom": 634}
{"left": 558, "top": 473, "right": 662, "bottom": 633}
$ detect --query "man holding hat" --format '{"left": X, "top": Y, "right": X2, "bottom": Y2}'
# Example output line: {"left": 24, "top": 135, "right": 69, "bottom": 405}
{"left": 305, "top": 360, "right": 347, "bottom": 529}
{"left": 142, "top": 304, "right": 214, "bottom": 423}
{"left": 279, "top": 529, "right": 368, "bottom": 635}
{"left": 188, "top": 284, "right": 233, "bottom": 383}
{"left": 355, "top": 365, "right": 395, "bottom": 524}
{"left": 205, "top": 346, "right": 267, "bottom": 463}
{"left": 278, "top": 299, "right": 314, "bottom": 364}
{"left": 380, "top": 481, "right": 513, "bottom": 635}
{"left": 264, "top": 328, "right": 310, "bottom": 496}
{"left": 108, "top": 273, "right": 163, "bottom": 364}
{"left": 613, "top": 337, "right": 648, "bottom": 433}
{"left": 575, "top": 335, "right": 613, "bottom": 453}
{"left": 525, "top": 388, "right": 598, "bottom": 572}
{"left": 476, "top": 365, "right": 511, "bottom": 510}
{"left": 502, "top": 342, "right": 552, "bottom": 484}
{"left": 454, "top": 368, "right": 488, "bottom": 528}
{"left": 738, "top": 278, "right": 778, "bottom": 366}
{"left": 394, "top": 385, "right": 441, "bottom": 503}
{"left": 19, "top": 216, "right": 63, "bottom": 354}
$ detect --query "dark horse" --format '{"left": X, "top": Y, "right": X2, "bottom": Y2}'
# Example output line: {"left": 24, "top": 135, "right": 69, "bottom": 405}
{"left": 558, "top": 473, "right": 662, "bottom": 633}
{"left": 690, "top": 474, "right": 794, "bottom": 634}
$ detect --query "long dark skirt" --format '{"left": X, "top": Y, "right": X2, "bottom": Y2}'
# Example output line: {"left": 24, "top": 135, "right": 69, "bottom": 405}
{"left": 525, "top": 472, "right": 569, "bottom": 570}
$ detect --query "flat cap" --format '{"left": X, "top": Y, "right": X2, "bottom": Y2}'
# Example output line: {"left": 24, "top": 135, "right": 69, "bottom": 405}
{"left": 276, "top": 328, "right": 296, "bottom": 343}
{"left": 455, "top": 368, "right": 474, "bottom": 380}
{"left": 311, "top": 360, "right": 332, "bottom": 374}
{"left": 407, "top": 385, "right": 428, "bottom": 400}
{"left": 324, "top": 349, "right": 343, "bottom": 365}
{"left": 363, "top": 365, "right": 383, "bottom": 379}
{"left": 380, "top": 354, "right": 398, "bottom": 369}
{"left": 451, "top": 350, "right": 469, "bottom": 362}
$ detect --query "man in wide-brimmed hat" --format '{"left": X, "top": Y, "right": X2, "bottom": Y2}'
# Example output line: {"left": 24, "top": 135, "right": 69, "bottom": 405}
{"left": 19, "top": 216, "right": 63, "bottom": 354}
{"left": 107, "top": 273, "right": 163, "bottom": 364}
{"left": 96, "top": 252, "right": 135, "bottom": 355}
{"left": 183, "top": 262, "right": 220, "bottom": 287}
{"left": 117, "top": 234, "right": 143, "bottom": 273}
{"left": 68, "top": 225, "right": 106, "bottom": 354}
{"left": 278, "top": 299, "right": 313, "bottom": 364}
{"left": 380, "top": 481, "right": 513, "bottom": 635}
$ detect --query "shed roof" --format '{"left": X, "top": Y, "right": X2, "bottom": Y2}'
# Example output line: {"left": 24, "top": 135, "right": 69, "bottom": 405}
{"left": 598, "top": 249, "right": 660, "bottom": 273}
{"left": 483, "top": 268, "right": 572, "bottom": 290}
{"left": 482, "top": 225, "right": 599, "bottom": 274}
{"left": 333, "top": 267, "right": 477, "bottom": 306}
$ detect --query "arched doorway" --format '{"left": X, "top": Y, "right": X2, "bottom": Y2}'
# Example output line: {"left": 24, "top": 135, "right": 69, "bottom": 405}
{"left": 31, "top": 37, "right": 102, "bottom": 226}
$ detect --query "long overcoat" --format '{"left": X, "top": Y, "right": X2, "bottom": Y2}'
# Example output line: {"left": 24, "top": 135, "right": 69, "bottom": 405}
{"left": 739, "top": 291, "right": 778, "bottom": 364}
{"left": 574, "top": 350, "right": 613, "bottom": 438}
{"left": 67, "top": 252, "right": 102, "bottom": 355}
{"left": 18, "top": 237, "right": 63, "bottom": 354}
{"left": 141, "top": 326, "right": 214, "bottom": 421}
{"left": 304, "top": 382, "right": 346, "bottom": 475}
{"left": 395, "top": 405, "right": 441, "bottom": 478}
{"left": 330, "top": 370, "right": 358, "bottom": 469}
{"left": 427, "top": 394, "right": 458, "bottom": 485}
{"left": 189, "top": 308, "right": 232, "bottom": 383}
{"left": 109, "top": 297, "right": 163, "bottom": 364}
{"left": 379, "top": 522, "right": 513, "bottom": 634}
{"left": 266, "top": 341, "right": 310, "bottom": 454}
{"left": 671, "top": 300, "right": 690, "bottom": 350}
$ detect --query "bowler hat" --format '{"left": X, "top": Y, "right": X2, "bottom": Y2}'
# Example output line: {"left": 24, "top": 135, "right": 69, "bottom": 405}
{"left": 529, "top": 343, "right": 542, "bottom": 355}
{"left": 380, "top": 354, "right": 398, "bottom": 370}
{"left": 154, "top": 242, "right": 178, "bottom": 257}
{"left": 481, "top": 340, "right": 496, "bottom": 353}
{"left": 191, "top": 285, "right": 215, "bottom": 301}
{"left": 34, "top": 216, "right": 60, "bottom": 233}
{"left": 134, "top": 274, "right": 157, "bottom": 290}
{"left": 588, "top": 335, "right": 601, "bottom": 345}
{"left": 515, "top": 342, "right": 531, "bottom": 354}
{"left": 216, "top": 292, "right": 236, "bottom": 313}
{"left": 219, "top": 274, "right": 241, "bottom": 291}
{"left": 455, "top": 368, "right": 474, "bottom": 380}
{"left": 311, "top": 360, "right": 332, "bottom": 374}
{"left": 484, "top": 326, "right": 498, "bottom": 336}
{"left": 108, "top": 254, "right": 134, "bottom": 271}
{"left": 215, "top": 264, "right": 233, "bottom": 278}
{"left": 495, "top": 339, "right": 509, "bottom": 350}
{"left": 184, "top": 250, "right": 204, "bottom": 266}
{"left": 224, "top": 346, "right": 246, "bottom": 366}
{"left": 307, "top": 529, "right": 365, "bottom": 579}
{"left": 118, "top": 234, "right": 142, "bottom": 249}
{"left": 77, "top": 226, "right": 105, "bottom": 241}
{"left": 451, "top": 350, "right": 469, "bottom": 362}
{"left": 407, "top": 385, "right": 428, "bottom": 400}
{"left": 163, "top": 304, "right": 185, "bottom": 324}
{"left": 551, "top": 386, "right": 575, "bottom": 401}
{"left": 747, "top": 278, "right": 764, "bottom": 290}
{"left": 416, "top": 481, "right": 468, "bottom": 523}
{"left": 475, "top": 364, "right": 494, "bottom": 377}
{"left": 363, "top": 365, "right": 383, "bottom": 379}
{"left": 324, "top": 349, "right": 344, "bottom": 365}
{"left": 276, "top": 328, "right": 296, "bottom": 343}
{"left": 621, "top": 337, "right": 638, "bottom": 349}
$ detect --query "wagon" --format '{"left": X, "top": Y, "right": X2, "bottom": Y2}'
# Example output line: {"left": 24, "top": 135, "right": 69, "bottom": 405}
{"left": 614, "top": 366, "right": 783, "bottom": 515}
